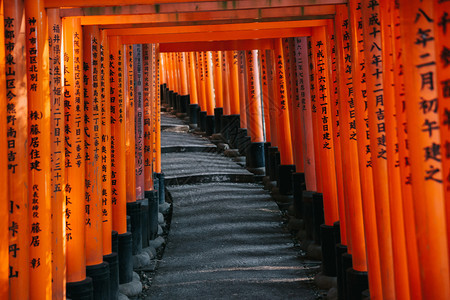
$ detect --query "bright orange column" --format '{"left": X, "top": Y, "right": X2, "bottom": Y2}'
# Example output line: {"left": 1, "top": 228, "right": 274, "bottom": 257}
{"left": 391, "top": 4, "right": 421, "bottom": 298}
{"left": 260, "top": 50, "right": 271, "bottom": 143}
{"left": 222, "top": 51, "right": 230, "bottom": 116}
{"left": 349, "top": 0, "right": 382, "bottom": 297}
{"left": 307, "top": 37, "right": 323, "bottom": 193}
{"left": 109, "top": 36, "right": 127, "bottom": 235}
{"left": 143, "top": 44, "right": 154, "bottom": 191}
{"left": 294, "top": 38, "right": 317, "bottom": 191}
{"left": 435, "top": 0, "right": 450, "bottom": 267}
{"left": 180, "top": 52, "right": 189, "bottom": 96}
{"left": 154, "top": 44, "right": 162, "bottom": 174}
{"left": 361, "top": 1, "right": 395, "bottom": 298}
{"left": 188, "top": 52, "right": 198, "bottom": 105}
{"left": 399, "top": 0, "right": 450, "bottom": 298}
{"left": 125, "top": 44, "right": 136, "bottom": 203}
{"left": 48, "top": 8, "right": 65, "bottom": 299}
{"left": 266, "top": 50, "right": 279, "bottom": 148}
{"left": 83, "top": 25, "right": 104, "bottom": 267}
{"left": 198, "top": 52, "right": 207, "bottom": 112}
{"left": 227, "top": 51, "right": 240, "bottom": 116}
{"left": 273, "top": 39, "right": 294, "bottom": 165}
{"left": 134, "top": 44, "right": 145, "bottom": 200}
{"left": 245, "top": 50, "right": 264, "bottom": 143}
{"left": 100, "top": 29, "right": 113, "bottom": 255}
{"left": 238, "top": 51, "right": 248, "bottom": 128}
{"left": 213, "top": 51, "right": 223, "bottom": 109}
{"left": 5, "top": 2, "right": 30, "bottom": 297}
{"left": 205, "top": 51, "right": 215, "bottom": 116}
{"left": 0, "top": 2, "right": 8, "bottom": 298}
{"left": 379, "top": 0, "right": 410, "bottom": 298}
{"left": 63, "top": 16, "right": 87, "bottom": 284}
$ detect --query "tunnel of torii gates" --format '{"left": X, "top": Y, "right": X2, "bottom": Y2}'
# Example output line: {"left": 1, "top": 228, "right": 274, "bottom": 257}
{"left": 1, "top": 0, "right": 450, "bottom": 299}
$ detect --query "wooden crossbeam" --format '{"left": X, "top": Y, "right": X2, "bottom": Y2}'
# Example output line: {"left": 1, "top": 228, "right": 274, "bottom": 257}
{"left": 158, "top": 39, "right": 276, "bottom": 52}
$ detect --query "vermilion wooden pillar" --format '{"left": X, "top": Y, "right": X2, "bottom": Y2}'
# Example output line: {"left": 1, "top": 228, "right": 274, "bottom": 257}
{"left": 154, "top": 44, "right": 162, "bottom": 175}
{"left": 266, "top": 50, "right": 279, "bottom": 149}
{"left": 294, "top": 38, "right": 317, "bottom": 192}
{"left": 5, "top": 2, "right": 30, "bottom": 298}
{"left": 227, "top": 51, "right": 240, "bottom": 116}
{"left": 435, "top": 0, "right": 450, "bottom": 269}
{"left": 222, "top": 51, "right": 230, "bottom": 116}
{"left": 143, "top": 44, "right": 154, "bottom": 191}
{"left": 63, "top": 17, "right": 91, "bottom": 295}
{"left": 48, "top": 7, "right": 65, "bottom": 300}
{"left": 100, "top": 29, "right": 112, "bottom": 255}
{"left": 213, "top": 51, "right": 223, "bottom": 132}
{"left": 134, "top": 44, "right": 145, "bottom": 201}
{"left": 109, "top": 36, "right": 127, "bottom": 236}
{"left": 125, "top": 44, "right": 136, "bottom": 204}
{"left": 187, "top": 51, "right": 199, "bottom": 125}
{"left": 391, "top": 3, "right": 421, "bottom": 298}
{"left": 238, "top": 51, "right": 248, "bottom": 129}
{"left": 379, "top": 0, "right": 410, "bottom": 298}
{"left": 348, "top": 0, "right": 382, "bottom": 298}
{"left": 259, "top": 51, "right": 271, "bottom": 143}
{"left": 0, "top": 2, "right": 8, "bottom": 298}
{"left": 399, "top": 0, "right": 450, "bottom": 298}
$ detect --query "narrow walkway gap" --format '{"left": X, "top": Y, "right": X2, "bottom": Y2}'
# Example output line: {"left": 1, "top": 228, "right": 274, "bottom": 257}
{"left": 146, "top": 113, "right": 320, "bottom": 299}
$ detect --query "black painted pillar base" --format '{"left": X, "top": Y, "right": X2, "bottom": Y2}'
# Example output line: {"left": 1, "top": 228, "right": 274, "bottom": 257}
{"left": 86, "top": 261, "right": 110, "bottom": 300}
{"left": 67, "top": 277, "right": 94, "bottom": 300}
{"left": 264, "top": 142, "right": 271, "bottom": 174}
{"left": 221, "top": 115, "right": 230, "bottom": 139}
{"left": 174, "top": 93, "right": 180, "bottom": 112}
{"left": 189, "top": 104, "right": 199, "bottom": 126}
{"left": 180, "top": 95, "right": 189, "bottom": 113}
{"left": 126, "top": 201, "right": 142, "bottom": 255}
{"left": 104, "top": 252, "right": 119, "bottom": 300}
{"left": 227, "top": 114, "right": 240, "bottom": 146}
{"left": 146, "top": 190, "right": 159, "bottom": 240}
{"left": 168, "top": 90, "right": 174, "bottom": 108}
{"left": 140, "top": 199, "right": 149, "bottom": 248}
{"left": 246, "top": 142, "right": 265, "bottom": 169}
{"left": 199, "top": 111, "right": 207, "bottom": 132}
{"left": 155, "top": 172, "right": 165, "bottom": 204}
{"left": 237, "top": 129, "right": 250, "bottom": 155}
{"left": 312, "top": 193, "right": 324, "bottom": 244}
{"left": 214, "top": 107, "right": 223, "bottom": 133}
{"left": 347, "top": 268, "right": 369, "bottom": 300}
{"left": 335, "top": 244, "right": 348, "bottom": 300}
{"left": 118, "top": 232, "right": 133, "bottom": 284}
{"left": 302, "top": 190, "right": 315, "bottom": 241}
{"left": 206, "top": 115, "right": 215, "bottom": 136}
{"left": 320, "top": 224, "right": 337, "bottom": 276}
{"left": 268, "top": 147, "right": 279, "bottom": 181}
{"left": 292, "top": 172, "right": 306, "bottom": 218}
{"left": 278, "top": 164, "right": 295, "bottom": 195}
{"left": 342, "top": 253, "right": 353, "bottom": 300}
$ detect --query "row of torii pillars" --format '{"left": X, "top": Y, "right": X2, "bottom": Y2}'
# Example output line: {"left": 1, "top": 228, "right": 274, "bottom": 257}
{"left": 1, "top": 0, "right": 450, "bottom": 300}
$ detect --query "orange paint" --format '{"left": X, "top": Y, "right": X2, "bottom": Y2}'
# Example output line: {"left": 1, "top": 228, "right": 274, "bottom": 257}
{"left": 273, "top": 39, "right": 293, "bottom": 165}
{"left": 180, "top": 52, "right": 189, "bottom": 96}
{"left": 48, "top": 7, "right": 66, "bottom": 299}
{"left": 188, "top": 52, "right": 198, "bottom": 105}
{"left": 125, "top": 44, "right": 136, "bottom": 203}
{"left": 311, "top": 27, "right": 339, "bottom": 226}
{"left": 0, "top": 1, "right": 8, "bottom": 298}
{"left": 227, "top": 51, "right": 240, "bottom": 115}
{"left": 134, "top": 44, "right": 145, "bottom": 201}
{"left": 63, "top": 16, "right": 87, "bottom": 283}
{"left": 222, "top": 51, "right": 230, "bottom": 115}
{"left": 5, "top": 1, "right": 30, "bottom": 297}
{"left": 109, "top": 35, "right": 127, "bottom": 234}
{"left": 238, "top": 51, "right": 248, "bottom": 128}
{"left": 143, "top": 44, "right": 154, "bottom": 191}
{"left": 213, "top": 51, "right": 223, "bottom": 108}
{"left": 259, "top": 50, "right": 271, "bottom": 142}
{"left": 198, "top": 52, "right": 207, "bottom": 112}
{"left": 100, "top": 29, "right": 113, "bottom": 255}
{"left": 83, "top": 25, "right": 104, "bottom": 267}
{"left": 245, "top": 50, "right": 264, "bottom": 143}
{"left": 349, "top": 0, "right": 382, "bottom": 297}
{"left": 205, "top": 51, "right": 215, "bottom": 116}
{"left": 154, "top": 44, "right": 162, "bottom": 173}
{"left": 266, "top": 50, "right": 279, "bottom": 148}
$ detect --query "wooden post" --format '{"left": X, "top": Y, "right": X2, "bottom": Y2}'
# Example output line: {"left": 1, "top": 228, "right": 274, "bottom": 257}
{"left": 134, "top": 44, "right": 145, "bottom": 200}
{"left": 238, "top": 51, "right": 248, "bottom": 129}
{"left": 348, "top": 0, "right": 383, "bottom": 297}
{"left": 227, "top": 50, "right": 240, "bottom": 116}
{"left": 198, "top": 52, "right": 207, "bottom": 113}
{"left": 0, "top": 1, "right": 8, "bottom": 298}
{"left": 48, "top": 7, "right": 65, "bottom": 300}
{"left": 100, "top": 29, "right": 112, "bottom": 256}
{"left": 222, "top": 51, "right": 230, "bottom": 116}
{"left": 260, "top": 51, "right": 271, "bottom": 143}
{"left": 143, "top": 44, "right": 154, "bottom": 192}
{"left": 188, "top": 52, "right": 198, "bottom": 105}
{"left": 125, "top": 44, "right": 136, "bottom": 203}
{"left": 399, "top": 0, "right": 450, "bottom": 298}
{"left": 5, "top": 2, "right": 30, "bottom": 297}
{"left": 266, "top": 50, "right": 279, "bottom": 148}
{"left": 213, "top": 51, "right": 223, "bottom": 108}
{"left": 83, "top": 25, "right": 104, "bottom": 267}
{"left": 245, "top": 50, "right": 264, "bottom": 143}
{"left": 205, "top": 51, "right": 215, "bottom": 116}
{"left": 109, "top": 36, "right": 127, "bottom": 235}
{"left": 63, "top": 16, "right": 88, "bottom": 286}
{"left": 154, "top": 44, "right": 162, "bottom": 174}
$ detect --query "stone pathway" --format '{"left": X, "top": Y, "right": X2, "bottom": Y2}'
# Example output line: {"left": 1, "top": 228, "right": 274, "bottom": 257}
{"left": 146, "top": 113, "right": 319, "bottom": 299}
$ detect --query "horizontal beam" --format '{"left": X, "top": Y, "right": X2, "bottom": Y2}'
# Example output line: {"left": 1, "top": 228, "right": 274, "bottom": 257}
{"left": 159, "top": 39, "right": 277, "bottom": 52}
{"left": 77, "top": 5, "right": 336, "bottom": 26}
{"left": 59, "top": 0, "right": 346, "bottom": 16}
{"left": 46, "top": 0, "right": 212, "bottom": 8}
{"left": 119, "top": 27, "right": 312, "bottom": 44}
{"left": 106, "top": 20, "right": 327, "bottom": 36}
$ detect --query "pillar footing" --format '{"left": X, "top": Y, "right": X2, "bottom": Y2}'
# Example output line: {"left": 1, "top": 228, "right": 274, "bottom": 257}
{"left": 104, "top": 252, "right": 119, "bottom": 300}
{"left": 347, "top": 268, "right": 369, "bottom": 300}
{"left": 127, "top": 201, "right": 142, "bottom": 255}
{"left": 246, "top": 142, "right": 265, "bottom": 169}
{"left": 67, "top": 277, "right": 93, "bottom": 300}
{"left": 86, "top": 261, "right": 110, "bottom": 300}
{"left": 320, "top": 224, "right": 337, "bottom": 276}
{"left": 189, "top": 104, "right": 199, "bottom": 126}
{"left": 205, "top": 115, "right": 215, "bottom": 136}
{"left": 278, "top": 164, "right": 295, "bottom": 195}
{"left": 118, "top": 232, "right": 133, "bottom": 284}
{"left": 214, "top": 107, "right": 223, "bottom": 133}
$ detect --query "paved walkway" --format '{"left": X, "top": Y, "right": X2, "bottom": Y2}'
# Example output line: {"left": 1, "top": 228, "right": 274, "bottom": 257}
{"left": 147, "top": 113, "right": 318, "bottom": 299}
